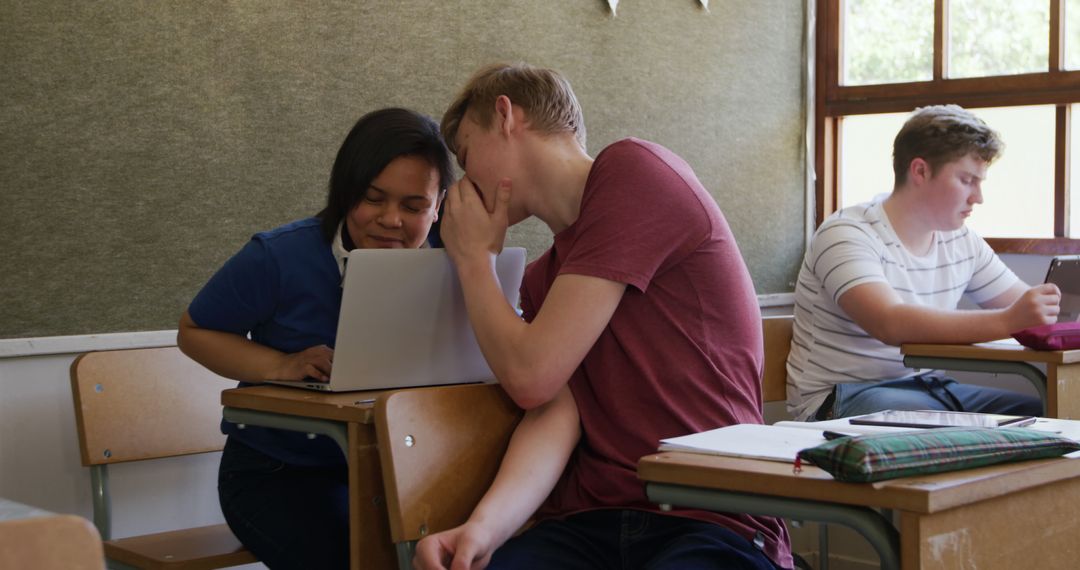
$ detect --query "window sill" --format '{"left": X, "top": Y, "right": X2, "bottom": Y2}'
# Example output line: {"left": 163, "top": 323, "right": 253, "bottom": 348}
{"left": 986, "top": 238, "right": 1080, "bottom": 255}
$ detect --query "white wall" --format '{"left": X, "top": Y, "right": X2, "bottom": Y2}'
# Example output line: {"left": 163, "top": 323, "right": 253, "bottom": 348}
{"left": 0, "top": 349, "right": 219, "bottom": 532}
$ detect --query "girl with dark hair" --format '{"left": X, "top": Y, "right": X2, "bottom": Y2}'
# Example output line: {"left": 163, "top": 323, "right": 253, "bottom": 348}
{"left": 177, "top": 107, "right": 453, "bottom": 569}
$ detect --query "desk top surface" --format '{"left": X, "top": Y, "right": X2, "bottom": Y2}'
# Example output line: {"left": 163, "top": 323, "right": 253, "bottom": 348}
{"left": 221, "top": 384, "right": 398, "bottom": 424}
{"left": 638, "top": 450, "right": 1080, "bottom": 514}
{"left": 901, "top": 341, "right": 1080, "bottom": 364}
{"left": 221, "top": 382, "right": 508, "bottom": 425}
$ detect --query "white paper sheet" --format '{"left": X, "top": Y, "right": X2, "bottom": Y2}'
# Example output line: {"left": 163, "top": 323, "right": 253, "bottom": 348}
{"left": 659, "top": 424, "right": 826, "bottom": 462}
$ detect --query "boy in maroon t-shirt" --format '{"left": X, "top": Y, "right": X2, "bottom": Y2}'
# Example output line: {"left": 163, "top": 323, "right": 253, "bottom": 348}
{"left": 414, "top": 62, "right": 792, "bottom": 570}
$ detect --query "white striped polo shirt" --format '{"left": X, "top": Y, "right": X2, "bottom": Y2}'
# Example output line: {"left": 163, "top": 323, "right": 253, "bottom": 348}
{"left": 785, "top": 197, "right": 1018, "bottom": 420}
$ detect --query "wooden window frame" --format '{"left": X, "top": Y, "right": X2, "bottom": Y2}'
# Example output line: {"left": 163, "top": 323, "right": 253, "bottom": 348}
{"left": 815, "top": 0, "right": 1080, "bottom": 254}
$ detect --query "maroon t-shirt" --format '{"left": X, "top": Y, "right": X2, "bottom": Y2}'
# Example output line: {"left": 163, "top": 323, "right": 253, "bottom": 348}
{"left": 524, "top": 138, "right": 792, "bottom": 568}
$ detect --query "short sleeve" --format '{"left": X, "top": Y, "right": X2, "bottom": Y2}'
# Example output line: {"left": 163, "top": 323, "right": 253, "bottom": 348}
{"left": 188, "top": 238, "right": 280, "bottom": 335}
{"left": 811, "top": 222, "right": 889, "bottom": 303}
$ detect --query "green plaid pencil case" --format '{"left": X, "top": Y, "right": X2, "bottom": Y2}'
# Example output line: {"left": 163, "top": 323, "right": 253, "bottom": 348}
{"left": 796, "top": 427, "right": 1080, "bottom": 483}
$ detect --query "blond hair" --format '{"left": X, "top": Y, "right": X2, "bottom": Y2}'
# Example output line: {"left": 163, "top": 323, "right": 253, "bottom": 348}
{"left": 893, "top": 105, "right": 1003, "bottom": 187}
{"left": 442, "top": 62, "right": 586, "bottom": 153}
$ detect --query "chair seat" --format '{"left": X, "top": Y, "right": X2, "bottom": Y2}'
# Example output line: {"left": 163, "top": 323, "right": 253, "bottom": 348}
{"left": 103, "top": 523, "right": 256, "bottom": 570}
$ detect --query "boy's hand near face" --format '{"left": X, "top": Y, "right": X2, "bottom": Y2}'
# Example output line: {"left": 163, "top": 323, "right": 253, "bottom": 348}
{"left": 441, "top": 176, "right": 512, "bottom": 267}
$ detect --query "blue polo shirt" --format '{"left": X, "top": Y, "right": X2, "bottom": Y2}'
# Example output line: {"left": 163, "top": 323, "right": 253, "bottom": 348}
{"left": 189, "top": 217, "right": 345, "bottom": 466}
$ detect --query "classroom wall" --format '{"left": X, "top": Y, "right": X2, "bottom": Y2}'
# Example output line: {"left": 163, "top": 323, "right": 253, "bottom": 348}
{"left": 1, "top": 0, "right": 809, "bottom": 340}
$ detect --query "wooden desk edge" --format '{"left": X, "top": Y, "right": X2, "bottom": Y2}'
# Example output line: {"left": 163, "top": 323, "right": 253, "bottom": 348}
{"left": 901, "top": 342, "right": 1080, "bottom": 364}
{"left": 221, "top": 385, "right": 391, "bottom": 424}
{"left": 638, "top": 451, "right": 1080, "bottom": 514}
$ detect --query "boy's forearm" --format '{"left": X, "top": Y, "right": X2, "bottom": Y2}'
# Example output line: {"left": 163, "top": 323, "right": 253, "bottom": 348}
{"left": 873, "top": 304, "right": 1014, "bottom": 345}
{"left": 454, "top": 255, "right": 581, "bottom": 409}
{"left": 464, "top": 387, "right": 580, "bottom": 546}
{"left": 454, "top": 255, "right": 537, "bottom": 394}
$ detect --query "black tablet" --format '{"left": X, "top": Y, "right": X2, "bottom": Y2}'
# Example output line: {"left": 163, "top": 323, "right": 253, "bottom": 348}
{"left": 1045, "top": 255, "right": 1080, "bottom": 322}
{"left": 847, "top": 410, "right": 1037, "bottom": 429}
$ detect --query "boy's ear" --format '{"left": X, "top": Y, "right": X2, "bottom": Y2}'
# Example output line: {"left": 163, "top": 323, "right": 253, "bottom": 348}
{"left": 909, "top": 157, "right": 931, "bottom": 184}
{"left": 494, "top": 95, "right": 516, "bottom": 136}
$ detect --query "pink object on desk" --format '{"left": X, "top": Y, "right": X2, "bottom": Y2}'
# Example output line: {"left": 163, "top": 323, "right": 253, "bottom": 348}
{"left": 1012, "top": 322, "right": 1080, "bottom": 351}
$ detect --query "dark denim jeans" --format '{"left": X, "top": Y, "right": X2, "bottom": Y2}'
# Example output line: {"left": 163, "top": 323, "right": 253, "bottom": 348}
{"left": 218, "top": 437, "right": 349, "bottom": 569}
{"left": 487, "top": 509, "right": 781, "bottom": 570}
{"left": 818, "top": 374, "right": 1043, "bottom": 420}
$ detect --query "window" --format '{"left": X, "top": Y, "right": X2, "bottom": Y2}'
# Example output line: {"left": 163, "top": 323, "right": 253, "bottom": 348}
{"left": 843, "top": 0, "right": 934, "bottom": 85}
{"left": 816, "top": 0, "right": 1080, "bottom": 253}
{"left": 1067, "top": 0, "right": 1080, "bottom": 68}
{"left": 948, "top": 0, "right": 1049, "bottom": 79}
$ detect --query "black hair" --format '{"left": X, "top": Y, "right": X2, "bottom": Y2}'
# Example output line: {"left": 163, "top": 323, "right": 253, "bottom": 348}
{"left": 317, "top": 108, "right": 454, "bottom": 244}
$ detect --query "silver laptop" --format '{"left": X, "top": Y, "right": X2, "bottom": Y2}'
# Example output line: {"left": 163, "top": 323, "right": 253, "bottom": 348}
{"left": 1045, "top": 255, "right": 1080, "bottom": 322}
{"left": 276, "top": 247, "right": 526, "bottom": 391}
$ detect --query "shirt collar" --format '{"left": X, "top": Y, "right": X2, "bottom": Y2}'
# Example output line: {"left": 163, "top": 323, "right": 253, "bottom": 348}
{"left": 331, "top": 221, "right": 349, "bottom": 278}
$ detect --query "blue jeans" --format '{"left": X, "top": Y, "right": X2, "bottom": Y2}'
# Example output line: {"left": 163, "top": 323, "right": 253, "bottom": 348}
{"left": 487, "top": 509, "right": 781, "bottom": 570}
{"left": 218, "top": 437, "right": 349, "bottom": 569}
{"left": 819, "top": 375, "right": 1043, "bottom": 420}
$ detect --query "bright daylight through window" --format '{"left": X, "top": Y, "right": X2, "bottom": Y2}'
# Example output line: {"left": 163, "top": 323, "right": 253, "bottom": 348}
{"left": 818, "top": 0, "right": 1080, "bottom": 251}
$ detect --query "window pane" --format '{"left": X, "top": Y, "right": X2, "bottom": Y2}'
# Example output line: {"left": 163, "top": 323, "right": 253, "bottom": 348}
{"left": 839, "top": 113, "right": 909, "bottom": 207}
{"left": 1072, "top": 104, "right": 1080, "bottom": 236}
{"left": 971, "top": 106, "right": 1054, "bottom": 238}
{"left": 840, "top": 106, "right": 1054, "bottom": 239}
{"left": 949, "top": 0, "right": 1049, "bottom": 78}
{"left": 843, "top": 0, "right": 933, "bottom": 85}
{"left": 1067, "top": 0, "right": 1080, "bottom": 70}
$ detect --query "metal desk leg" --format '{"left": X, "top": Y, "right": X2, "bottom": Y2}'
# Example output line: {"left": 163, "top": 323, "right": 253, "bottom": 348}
{"left": 396, "top": 541, "right": 416, "bottom": 570}
{"left": 647, "top": 483, "right": 901, "bottom": 570}
{"left": 222, "top": 407, "right": 370, "bottom": 568}
{"left": 903, "top": 356, "right": 1047, "bottom": 415}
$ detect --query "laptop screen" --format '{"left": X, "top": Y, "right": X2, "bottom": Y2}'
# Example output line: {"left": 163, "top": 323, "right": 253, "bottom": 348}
{"left": 328, "top": 247, "right": 526, "bottom": 391}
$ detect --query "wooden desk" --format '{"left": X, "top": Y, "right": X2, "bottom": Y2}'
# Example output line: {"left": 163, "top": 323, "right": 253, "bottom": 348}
{"left": 221, "top": 385, "right": 399, "bottom": 570}
{"left": 902, "top": 342, "right": 1080, "bottom": 419}
{"left": 638, "top": 451, "right": 1080, "bottom": 570}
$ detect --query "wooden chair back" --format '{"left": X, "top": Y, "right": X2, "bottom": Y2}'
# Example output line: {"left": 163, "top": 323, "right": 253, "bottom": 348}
{"left": 762, "top": 316, "right": 794, "bottom": 403}
{"left": 69, "top": 346, "right": 256, "bottom": 569}
{"left": 71, "top": 346, "right": 227, "bottom": 466}
{"left": 375, "top": 383, "right": 523, "bottom": 543}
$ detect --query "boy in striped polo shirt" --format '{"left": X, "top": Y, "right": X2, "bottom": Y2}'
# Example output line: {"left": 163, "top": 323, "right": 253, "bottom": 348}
{"left": 787, "top": 105, "right": 1061, "bottom": 422}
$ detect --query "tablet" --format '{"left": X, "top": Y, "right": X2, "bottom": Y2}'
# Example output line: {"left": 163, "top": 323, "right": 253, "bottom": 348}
{"left": 1044, "top": 255, "right": 1080, "bottom": 322}
{"left": 847, "top": 410, "right": 1037, "bottom": 429}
